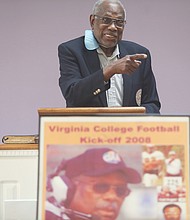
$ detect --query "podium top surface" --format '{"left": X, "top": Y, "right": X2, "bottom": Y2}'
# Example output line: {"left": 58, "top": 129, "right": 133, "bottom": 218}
{"left": 0, "top": 144, "right": 38, "bottom": 150}
{"left": 38, "top": 107, "right": 146, "bottom": 116}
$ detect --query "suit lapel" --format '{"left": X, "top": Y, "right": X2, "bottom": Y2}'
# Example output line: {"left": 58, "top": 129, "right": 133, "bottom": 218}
{"left": 84, "top": 49, "right": 107, "bottom": 106}
{"left": 84, "top": 49, "right": 100, "bottom": 73}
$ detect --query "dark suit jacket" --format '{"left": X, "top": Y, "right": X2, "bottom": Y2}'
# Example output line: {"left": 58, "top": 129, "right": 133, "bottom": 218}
{"left": 58, "top": 36, "right": 161, "bottom": 113}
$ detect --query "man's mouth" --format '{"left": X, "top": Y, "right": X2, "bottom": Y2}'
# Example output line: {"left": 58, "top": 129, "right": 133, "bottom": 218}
{"left": 104, "top": 33, "right": 117, "bottom": 39}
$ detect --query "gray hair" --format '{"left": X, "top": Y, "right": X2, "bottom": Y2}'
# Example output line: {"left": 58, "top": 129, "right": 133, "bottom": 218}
{"left": 92, "top": 0, "right": 126, "bottom": 18}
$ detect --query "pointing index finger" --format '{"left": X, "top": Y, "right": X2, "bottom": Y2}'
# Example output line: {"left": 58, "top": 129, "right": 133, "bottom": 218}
{"left": 130, "top": 53, "right": 147, "bottom": 61}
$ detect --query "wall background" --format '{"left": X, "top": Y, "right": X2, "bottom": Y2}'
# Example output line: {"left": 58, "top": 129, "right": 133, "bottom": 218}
{"left": 1, "top": 0, "right": 190, "bottom": 143}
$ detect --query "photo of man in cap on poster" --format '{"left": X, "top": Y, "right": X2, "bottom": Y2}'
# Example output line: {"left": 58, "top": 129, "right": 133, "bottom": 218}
{"left": 45, "top": 147, "right": 141, "bottom": 220}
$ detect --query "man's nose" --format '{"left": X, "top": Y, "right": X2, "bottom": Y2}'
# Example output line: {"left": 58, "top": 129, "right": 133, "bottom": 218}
{"left": 103, "top": 188, "right": 120, "bottom": 200}
{"left": 108, "top": 21, "right": 117, "bottom": 30}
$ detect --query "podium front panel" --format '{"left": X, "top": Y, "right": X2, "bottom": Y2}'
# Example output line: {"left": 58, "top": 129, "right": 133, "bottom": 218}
{"left": 37, "top": 114, "right": 190, "bottom": 220}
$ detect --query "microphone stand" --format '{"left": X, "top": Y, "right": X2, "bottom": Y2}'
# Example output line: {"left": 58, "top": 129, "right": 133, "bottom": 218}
{"left": 61, "top": 207, "right": 100, "bottom": 220}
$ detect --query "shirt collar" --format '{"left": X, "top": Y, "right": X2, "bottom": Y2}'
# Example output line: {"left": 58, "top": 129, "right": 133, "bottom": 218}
{"left": 97, "top": 45, "right": 119, "bottom": 59}
{"left": 84, "top": 30, "right": 99, "bottom": 50}
{"left": 84, "top": 29, "right": 120, "bottom": 57}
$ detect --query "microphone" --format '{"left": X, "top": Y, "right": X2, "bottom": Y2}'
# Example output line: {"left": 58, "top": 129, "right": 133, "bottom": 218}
{"left": 63, "top": 208, "right": 101, "bottom": 220}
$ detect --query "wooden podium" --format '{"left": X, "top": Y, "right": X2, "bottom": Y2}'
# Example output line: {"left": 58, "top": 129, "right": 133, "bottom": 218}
{"left": 38, "top": 106, "right": 146, "bottom": 116}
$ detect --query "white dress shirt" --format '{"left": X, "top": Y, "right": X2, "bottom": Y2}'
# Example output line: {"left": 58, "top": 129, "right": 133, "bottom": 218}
{"left": 97, "top": 46, "right": 123, "bottom": 107}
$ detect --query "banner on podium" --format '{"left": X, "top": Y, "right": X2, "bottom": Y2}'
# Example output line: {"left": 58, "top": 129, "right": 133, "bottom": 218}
{"left": 37, "top": 115, "right": 190, "bottom": 220}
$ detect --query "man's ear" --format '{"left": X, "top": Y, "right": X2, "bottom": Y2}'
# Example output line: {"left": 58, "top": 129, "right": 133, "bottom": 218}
{"left": 90, "top": 14, "right": 95, "bottom": 30}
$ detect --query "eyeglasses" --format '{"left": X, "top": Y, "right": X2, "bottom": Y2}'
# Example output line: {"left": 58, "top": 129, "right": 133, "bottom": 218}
{"left": 79, "top": 181, "right": 130, "bottom": 198}
{"left": 94, "top": 15, "right": 126, "bottom": 28}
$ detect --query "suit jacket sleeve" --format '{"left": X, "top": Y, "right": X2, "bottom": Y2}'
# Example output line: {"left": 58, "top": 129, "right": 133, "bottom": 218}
{"left": 139, "top": 49, "right": 161, "bottom": 113}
